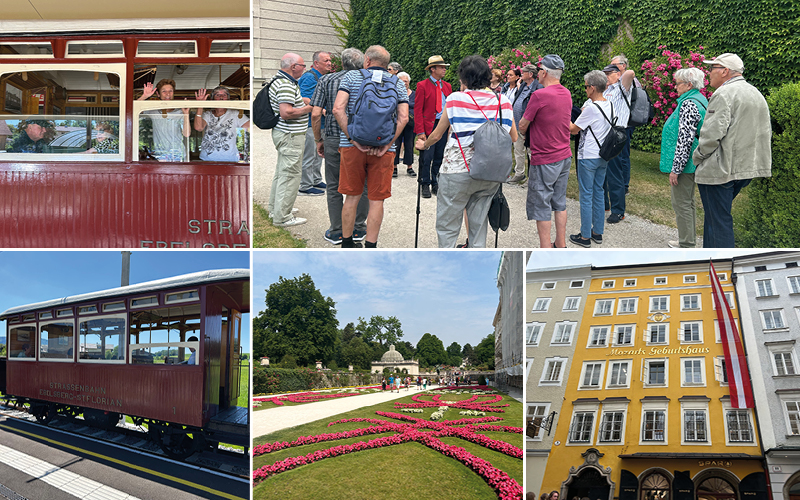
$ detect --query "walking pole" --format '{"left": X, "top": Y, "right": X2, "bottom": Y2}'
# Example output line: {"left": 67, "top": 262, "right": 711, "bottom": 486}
{"left": 414, "top": 163, "right": 422, "bottom": 248}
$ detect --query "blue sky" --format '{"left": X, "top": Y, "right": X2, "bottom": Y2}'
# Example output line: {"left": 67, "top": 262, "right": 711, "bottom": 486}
{"left": 253, "top": 251, "right": 505, "bottom": 350}
{"left": 526, "top": 249, "right": 774, "bottom": 271}
{"left": 0, "top": 251, "right": 251, "bottom": 352}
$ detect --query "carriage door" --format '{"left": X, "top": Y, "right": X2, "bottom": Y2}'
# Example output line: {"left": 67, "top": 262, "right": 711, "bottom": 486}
{"left": 222, "top": 310, "right": 241, "bottom": 408}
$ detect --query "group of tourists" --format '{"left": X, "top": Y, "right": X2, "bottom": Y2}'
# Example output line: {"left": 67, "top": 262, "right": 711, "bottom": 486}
{"left": 382, "top": 375, "right": 428, "bottom": 392}
{"left": 263, "top": 46, "right": 771, "bottom": 248}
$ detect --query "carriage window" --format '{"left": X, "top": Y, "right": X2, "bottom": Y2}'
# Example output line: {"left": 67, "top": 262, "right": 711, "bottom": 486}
{"left": 78, "top": 315, "right": 126, "bottom": 362}
{"left": 66, "top": 41, "right": 124, "bottom": 57}
{"left": 131, "top": 296, "right": 158, "bottom": 308}
{"left": 0, "top": 68, "right": 123, "bottom": 160}
{"left": 136, "top": 41, "right": 197, "bottom": 57}
{"left": 9, "top": 325, "right": 36, "bottom": 359}
{"left": 22, "top": 314, "right": 34, "bottom": 322}
{"left": 0, "top": 42, "right": 53, "bottom": 58}
{"left": 39, "top": 312, "right": 53, "bottom": 319}
{"left": 57, "top": 308, "right": 73, "bottom": 317}
{"left": 165, "top": 290, "right": 198, "bottom": 303}
{"left": 40, "top": 321, "right": 74, "bottom": 360}
{"left": 130, "top": 305, "right": 200, "bottom": 365}
{"left": 79, "top": 305, "right": 98, "bottom": 314}
{"left": 102, "top": 301, "right": 125, "bottom": 312}
{"left": 209, "top": 40, "right": 250, "bottom": 56}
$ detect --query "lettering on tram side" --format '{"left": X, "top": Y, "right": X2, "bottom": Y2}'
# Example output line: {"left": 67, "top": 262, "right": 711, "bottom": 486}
{"left": 38, "top": 382, "right": 122, "bottom": 408}
{"left": 607, "top": 346, "right": 711, "bottom": 357}
{"left": 140, "top": 218, "right": 250, "bottom": 248}
{"left": 698, "top": 460, "right": 732, "bottom": 468}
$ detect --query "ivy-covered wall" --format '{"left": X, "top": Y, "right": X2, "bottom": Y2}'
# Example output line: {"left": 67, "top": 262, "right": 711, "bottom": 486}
{"left": 346, "top": 0, "right": 799, "bottom": 98}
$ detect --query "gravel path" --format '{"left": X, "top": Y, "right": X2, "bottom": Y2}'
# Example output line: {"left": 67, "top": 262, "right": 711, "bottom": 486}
{"left": 253, "top": 127, "right": 695, "bottom": 248}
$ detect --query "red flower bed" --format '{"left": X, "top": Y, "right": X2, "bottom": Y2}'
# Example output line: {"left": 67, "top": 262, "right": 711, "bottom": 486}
{"left": 393, "top": 392, "right": 509, "bottom": 413}
{"left": 253, "top": 401, "right": 523, "bottom": 499}
{"left": 254, "top": 391, "right": 361, "bottom": 407}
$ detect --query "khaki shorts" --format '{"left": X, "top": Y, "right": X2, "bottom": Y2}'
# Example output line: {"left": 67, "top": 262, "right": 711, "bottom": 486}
{"left": 338, "top": 146, "right": 395, "bottom": 201}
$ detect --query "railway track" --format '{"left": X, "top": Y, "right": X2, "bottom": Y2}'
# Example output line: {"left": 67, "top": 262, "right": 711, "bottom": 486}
{"left": 0, "top": 403, "right": 249, "bottom": 479}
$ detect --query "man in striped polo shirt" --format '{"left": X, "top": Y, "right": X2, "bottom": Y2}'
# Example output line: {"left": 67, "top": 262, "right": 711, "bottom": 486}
{"left": 267, "top": 53, "right": 313, "bottom": 227}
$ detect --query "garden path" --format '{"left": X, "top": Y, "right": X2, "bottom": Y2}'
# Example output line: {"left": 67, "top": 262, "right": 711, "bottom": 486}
{"left": 252, "top": 384, "right": 443, "bottom": 438}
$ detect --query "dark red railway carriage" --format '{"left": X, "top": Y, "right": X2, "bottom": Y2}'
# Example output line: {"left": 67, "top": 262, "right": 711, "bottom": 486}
{"left": 0, "top": 21, "right": 250, "bottom": 247}
{"left": 0, "top": 268, "right": 249, "bottom": 459}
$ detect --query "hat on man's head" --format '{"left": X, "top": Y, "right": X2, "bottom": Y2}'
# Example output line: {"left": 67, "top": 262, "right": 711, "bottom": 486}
{"left": 702, "top": 53, "right": 744, "bottom": 73}
{"left": 539, "top": 54, "right": 565, "bottom": 71}
{"left": 602, "top": 64, "right": 621, "bottom": 73}
{"left": 425, "top": 55, "right": 450, "bottom": 70}
{"left": 521, "top": 64, "right": 537, "bottom": 73}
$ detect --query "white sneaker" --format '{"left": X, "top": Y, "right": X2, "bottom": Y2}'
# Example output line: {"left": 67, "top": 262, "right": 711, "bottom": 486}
{"left": 275, "top": 215, "right": 307, "bottom": 227}
{"left": 668, "top": 240, "right": 680, "bottom": 248}
{"left": 269, "top": 207, "right": 299, "bottom": 220}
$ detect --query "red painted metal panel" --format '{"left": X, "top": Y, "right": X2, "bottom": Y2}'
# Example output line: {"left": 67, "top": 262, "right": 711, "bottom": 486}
{"left": 6, "top": 361, "right": 205, "bottom": 427}
{"left": 0, "top": 163, "right": 249, "bottom": 248}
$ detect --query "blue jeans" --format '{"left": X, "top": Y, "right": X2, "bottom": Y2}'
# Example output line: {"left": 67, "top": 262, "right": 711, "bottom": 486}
{"left": 698, "top": 179, "right": 751, "bottom": 248}
{"left": 577, "top": 158, "right": 608, "bottom": 238}
{"left": 604, "top": 132, "right": 631, "bottom": 215}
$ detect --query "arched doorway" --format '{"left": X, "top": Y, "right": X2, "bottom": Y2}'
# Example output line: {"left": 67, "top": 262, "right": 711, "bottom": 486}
{"left": 641, "top": 472, "right": 671, "bottom": 500}
{"left": 697, "top": 477, "right": 736, "bottom": 500}
{"left": 784, "top": 470, "right": 800, "bottom": 500}
{"left": 566, "top": 467, "right": 611, "bottom": 500}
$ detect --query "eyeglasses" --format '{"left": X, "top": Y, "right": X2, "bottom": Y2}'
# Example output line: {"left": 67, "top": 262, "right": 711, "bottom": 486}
{"left": 584, "top": 84, "right": 592, "bottom": 89}
{"left": 710, "top": 65, "right": 726, "bottom": 71}
{"left": 293, "top": 63, "right": 307, "bottom": 69}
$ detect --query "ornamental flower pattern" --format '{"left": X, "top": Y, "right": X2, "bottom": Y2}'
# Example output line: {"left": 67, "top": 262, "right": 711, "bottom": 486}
{"left": 393, "top": 392, "right": 509, "bottom": 413}
{"left": 253, "top": 409, "right": 522, "bottom": 499}
{"left": 254, "top": 390, "right": 361, "bottom": 407}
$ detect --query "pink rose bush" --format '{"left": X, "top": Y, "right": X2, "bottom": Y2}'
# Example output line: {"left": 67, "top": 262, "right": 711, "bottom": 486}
{"left": 488, "top": 44, "right": 542, "bottom": 72}
{"left": 640, "top": 46, "right": 713, "bottom": 126}
{"left": 253, "top": 398, "right": 523, "bottom": 499}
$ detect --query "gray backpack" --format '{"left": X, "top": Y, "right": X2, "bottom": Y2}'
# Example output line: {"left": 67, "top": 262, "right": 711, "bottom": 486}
{"left": 455, "top": 93, "right": 513, "bottom": 182}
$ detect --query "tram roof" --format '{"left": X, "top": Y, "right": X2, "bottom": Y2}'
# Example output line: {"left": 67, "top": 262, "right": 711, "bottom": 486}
{"left": 3, "top": 0, "right": 248, "bottom": 22}
{"left": 0, "top": 268, "right": 249, "bottom": 318}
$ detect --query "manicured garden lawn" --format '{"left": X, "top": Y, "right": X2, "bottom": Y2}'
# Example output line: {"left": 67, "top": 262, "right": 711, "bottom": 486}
{"left": 237, "top": 359, "right": 250, "bottom": 408}
{"left": 252, "top": 203, "right": 307, "bottom": 248}
{"left": 252, "top": 389, "right": 522, "bottom": 500}
{"left": 253, "top": 388, "right": 383, "bottom": 411}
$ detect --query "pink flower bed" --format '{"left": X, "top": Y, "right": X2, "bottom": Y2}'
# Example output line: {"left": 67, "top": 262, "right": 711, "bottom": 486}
{"left": 253, "top": 391, "right": 361, "bottom": 407}
{"left": 393, "top": 392, "right": 509, "bottom": 413}
{"left": 253, "top": 399, "right": 523, "bottom": 499}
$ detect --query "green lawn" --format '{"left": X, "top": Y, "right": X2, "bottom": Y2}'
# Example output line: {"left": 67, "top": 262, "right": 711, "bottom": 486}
{"left": 253, "top": 390, "right": 523, "bottom": 500}
{"left": 238, "top": 359, "right": 250, "bottom": 408}
{"left": 252, "top": 203, "right": 307, "bottom": 248}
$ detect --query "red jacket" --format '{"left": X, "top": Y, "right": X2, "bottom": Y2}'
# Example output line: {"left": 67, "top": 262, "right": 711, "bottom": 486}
{"left": 414, "top": 77, "right": 452, "bottom": 136}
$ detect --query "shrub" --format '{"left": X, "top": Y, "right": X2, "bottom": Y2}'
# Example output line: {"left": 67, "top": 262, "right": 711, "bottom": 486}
{"left": 328, "top": 359, "right": 338, "bottom": 371}
{"left": 477, "top": 374, "right": 487, "bottom": 385}
{"left": 487, "top": 44, "right": 542, "bottom": 72}
{"left": 253, "top": 366, "right": 320, "bottom": 394}
{"left": 281, "top": 354, "right": 297, "bottom": 369}
{"left": 739, "top": 82, "right": 800, "bottom": 247}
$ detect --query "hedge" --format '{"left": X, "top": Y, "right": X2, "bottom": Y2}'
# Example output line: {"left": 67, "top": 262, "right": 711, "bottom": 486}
{"left": 345, "top": 0, "right": 799, "bottom": 106}
{"left": 739, "top": 82, "right": 800, "bottom": 247}
{"left": 253, "top": 365, "right": 376, "bottom": 394}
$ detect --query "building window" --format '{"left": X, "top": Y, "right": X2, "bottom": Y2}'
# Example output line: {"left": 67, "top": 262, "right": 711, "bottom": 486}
{"left": 602, "top": 280, "right": 615, "bottom": 289}
{"left": 648, "top": 324, "right": 667, "bottom": 344}
{"left": 589, "top": 326, "right": 609, "bottom": 347}
{"left": 774, "top": 352, "right": 797, "bottom": 376}
{"left": 681, "top": 322, "right": 702, "bottom": 343}
{"left": 683, "top": 358, "right": 705, "bottom": 386}
{"left": 540, "top": 358, "right": 566, "bottom": 385}
{"left": 642, "top": 411, "right": 666, "bottom": 441}
{"left": 650, "top": 296, "right": 669, "bottom": 312}
{"left": 551, "top": 322, "right": 576, "bottom": 345}
{"left": 654, "top": 277, "right": 667, "bottom": 285}
{"left": 684, "top": 275, "right": 697, "bottom": 284}
{"left": 569, "top": 412, "right": 595, "bottom": 443}
{"left": 684, "top": 410, "right": 708, "bottom": 442}
{"left": 624, "top": 279, "right": 637, "bottom": 287}
{"left": 526, "top": 322, "right": 544, "bottom": 345}
{"left": 682, "top": 294, "right": 701, "bottom": 311}
{"left": 786, "top": 402, "right": 800, "bottom": 435}
{"left": 526, "top": 404, "right": 549, "bottom": 440}
{"left": 727, "top": 410, "right": 754, "bottom": 442}
{"left": 570, "top": 280, "right": 585, "bottom": 289}
{"left": 563, "top": 296, "right": 581, "bottom": 311}
{"left": 614, "top": 325, "right": 634, "bottom": 346}
{"left": 595, "top": 299, "right": 614, "bottom": 315}
{"left": 581, "top": 362, "right": 604, "bottom": 388}
{"left": 599, "top": 412, "right": 624, "bottom": 442}
{"left": 607, "top": 361, "right": 630, "bottom": 387}
{"left": 713, "top": 292, "right": 735, "bottom": 310}
{"left": 761, "top": 309, "right": 786, "bottom": 330}
{"left": 787, "top": 276, "right": 800, "bottom": 294}
{"left": 645, "top": 359, "right": 668, "bottom": 386}
{"left": 618, "top": 298, "right": 637, "bottom": 314}
{"left": 756, "top": 279, "right": 776, "bottom": 297}
{"left": 541, "top": 281, "right": 556, "bottom": 290}
{"left": 532, "top": 298, "right": 551, "bottom": 313}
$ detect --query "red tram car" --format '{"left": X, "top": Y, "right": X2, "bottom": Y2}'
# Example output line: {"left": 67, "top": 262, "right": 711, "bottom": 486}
{"left": 0, "top": 268, "right": 249, "bottom": 459}
{"left": 0, "top": 19, "right": 250, "bottom": 247}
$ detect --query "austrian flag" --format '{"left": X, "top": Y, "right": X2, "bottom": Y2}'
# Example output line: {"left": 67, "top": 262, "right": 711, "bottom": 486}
{"left": 709, "top": 261, "right": 754, "bottom": 409}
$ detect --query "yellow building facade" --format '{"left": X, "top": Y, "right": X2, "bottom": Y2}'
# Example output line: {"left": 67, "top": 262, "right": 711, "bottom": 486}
{"left": 539, "top": 260, "right": 769, "bottom": 500}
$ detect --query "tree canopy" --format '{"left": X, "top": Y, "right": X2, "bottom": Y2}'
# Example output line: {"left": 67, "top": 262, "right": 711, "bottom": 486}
{"left": 415, "top": 333, "right": 447, "bottom": 368}
{"left": 355, "top": 315, "right": 404, "bottom": 346}
{"left": 474, "top": 333, "right": 495, "bottom": 370}
{"left": 462, "top": 343, "right": 475, "bottom": 366}
{"left": 446, "top": 342, "right": 462, "bottom": 367}
{"left": 253, "top": 274, "right": 339, "bottom": 367}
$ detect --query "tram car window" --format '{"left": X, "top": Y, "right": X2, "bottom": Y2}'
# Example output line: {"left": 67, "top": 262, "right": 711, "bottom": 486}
{"left": 78, "top": 315, "right": 126, "bottom": 362}
{"left": 39, "top": 320, "right": 74, "bottom": 360}
{"left": 9, "top": 325, "right": 36, "bottom": 359}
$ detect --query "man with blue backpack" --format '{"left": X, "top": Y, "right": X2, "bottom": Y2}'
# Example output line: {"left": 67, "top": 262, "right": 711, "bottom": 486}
{"left": 332, "top": 45, "right": 409, "bottom": 248}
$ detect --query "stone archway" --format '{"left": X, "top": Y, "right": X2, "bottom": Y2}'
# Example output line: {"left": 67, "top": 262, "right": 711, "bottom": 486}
{"left": 783, "top": 469, "right": 800, "bottom": 500}
{"left": 561, "top": 449, "right": 615, "bottom": 500}
{"left": 693, "top": 469, "right": 741, "bottom": 500}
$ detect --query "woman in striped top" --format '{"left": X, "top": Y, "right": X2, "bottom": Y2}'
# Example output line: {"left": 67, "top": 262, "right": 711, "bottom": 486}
{"left": 416, "top": 55, "right": 518, "bottom": 247}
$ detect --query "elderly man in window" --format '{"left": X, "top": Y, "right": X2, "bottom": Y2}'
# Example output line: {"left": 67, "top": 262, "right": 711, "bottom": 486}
{"left": 7, "top": 119, "right": 54, "bottom": 153}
